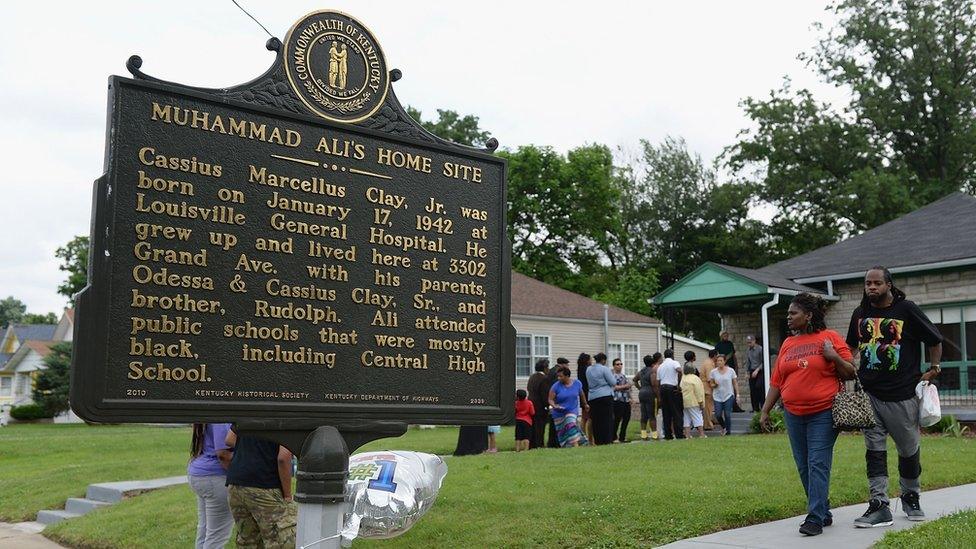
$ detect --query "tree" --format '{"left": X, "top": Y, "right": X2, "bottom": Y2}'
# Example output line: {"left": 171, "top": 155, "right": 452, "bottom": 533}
{"left": 33, "top": 342, "right": 72, "bottom": 417}
{"left": 727, "top": 0, "right": 976, "bottom": 257}
{"left": 592, "top": 267, "right": 659, "bottom": 318}
{"left": 405, "top": 107, "right": 492, "bottom": 147}
{"left": 0, "top": 296, "right": 26, "bottom": 328}
{"left": 499, "top": 144, "right": 624, "bottom": 297}
{"left": 21, "top": 312, "right": 58, "bottom": 324}
{"left": 56, "top": 236, "right": 89, "bottom": 300}
{"left": 617, "top": 137, "right": 770, "bottom": 340}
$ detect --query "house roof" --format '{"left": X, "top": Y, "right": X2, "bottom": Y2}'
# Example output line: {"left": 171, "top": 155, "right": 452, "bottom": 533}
{"left": 24, "top": 340, "right": 53, "bottom": 358}
{"left": 11, "top": 324, "right": 57, "bottom": 343}
{"left": 1, "top": 340, "right": 54, "bottom": 373}
{"left": 65, "top": 308, "right": 74, "bottom": 322}
{"left": 761, "top": 192, "right": 976, "bottom": 281}
{"left": 714, "top": 263, "right": 822, "bottom": 293}
{"left": 511, "top": 272, "right": 661, "bottom": 324}
{"left": 0, "top": 353, "right": 12, "bottom": 369}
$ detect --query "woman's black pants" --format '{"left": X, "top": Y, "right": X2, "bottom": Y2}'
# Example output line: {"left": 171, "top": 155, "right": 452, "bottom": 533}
{"left": 661, "top": 385, "right": 685, "bottom": 439}
{"left": 588, "top": 396, "right": 615, "bottom": 445}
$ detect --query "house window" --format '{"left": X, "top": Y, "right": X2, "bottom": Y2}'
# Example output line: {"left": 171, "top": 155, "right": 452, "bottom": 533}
{"left": 608, "top": 342, "right": 640, "bottom": 377}
{"left": 0, "top": 377, "right": 11, "bottom": 397}
{"left": 515, "top": 334, "right": 550, "bottom": 377}
{"left": 924, "top": 308, "right": 963, "bottom": 362}
{"left": 15, "top": 374, "right": 30, "bottom": 398}
{"left": 922, "top": 305, "right": 974, "bottom": 394}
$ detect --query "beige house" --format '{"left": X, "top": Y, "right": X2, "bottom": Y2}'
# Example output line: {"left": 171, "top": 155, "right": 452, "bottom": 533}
{"left": 511, "top": 273, "right": 711, "bottom": 389}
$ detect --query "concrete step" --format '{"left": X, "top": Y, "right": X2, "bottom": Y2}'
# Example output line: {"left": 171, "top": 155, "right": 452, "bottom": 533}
{"left": 64, "top": 497, "right": 110, "bottom": 515}
{"left": 35, "top": 510, "right": 81, "bottom": 526}
{"left": 86, "top": 475, "right": 187, "bottom": 503}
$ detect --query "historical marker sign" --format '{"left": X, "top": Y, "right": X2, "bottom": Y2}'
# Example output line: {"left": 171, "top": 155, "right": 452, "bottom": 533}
{"left": 71, "top": 10, "right": 514, "bottom": 425}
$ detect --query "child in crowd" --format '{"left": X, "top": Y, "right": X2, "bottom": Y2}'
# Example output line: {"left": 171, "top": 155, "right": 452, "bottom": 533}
{"left": 680, "top": 364, "right": 706, "bottom": 439}
{"left": 487, "top": 425, "right": 501, "bottom": 453}
{"left": 514, "top": 389, "right": 535, "bottom": 452}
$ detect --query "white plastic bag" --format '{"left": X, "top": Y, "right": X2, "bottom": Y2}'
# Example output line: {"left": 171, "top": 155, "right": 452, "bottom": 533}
{"left": 916, "top": 380, "right": 942, "bottom": 427}
{"left": 340, "top": 451, "right": 447, "bottom": 546}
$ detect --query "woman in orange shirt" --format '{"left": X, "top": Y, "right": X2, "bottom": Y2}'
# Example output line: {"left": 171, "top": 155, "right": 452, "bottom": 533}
{"left": 761, "top": 293, "right": 855, "bottom": 537}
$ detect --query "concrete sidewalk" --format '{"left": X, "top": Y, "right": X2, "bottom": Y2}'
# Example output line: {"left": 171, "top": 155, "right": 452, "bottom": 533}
{"left": 0, "top": 522, "right": 64, "bottom": 549}
{"left": 661, "top": 483, "right": 976, "bottom": 548}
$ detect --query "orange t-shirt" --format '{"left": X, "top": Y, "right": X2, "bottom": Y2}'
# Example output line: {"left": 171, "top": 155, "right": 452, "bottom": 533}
{"left": 771, "top": 329, "right": 852, "bottom": 415}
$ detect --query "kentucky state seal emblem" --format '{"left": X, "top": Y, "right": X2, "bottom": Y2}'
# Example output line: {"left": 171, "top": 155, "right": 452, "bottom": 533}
{"left": 284, "top": 10, "right": 390, "bottom": 123}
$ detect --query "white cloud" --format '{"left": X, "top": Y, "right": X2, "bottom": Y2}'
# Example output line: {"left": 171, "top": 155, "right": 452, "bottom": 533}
{"left": 0, "top": 0, "right": 841, "bottom": 313}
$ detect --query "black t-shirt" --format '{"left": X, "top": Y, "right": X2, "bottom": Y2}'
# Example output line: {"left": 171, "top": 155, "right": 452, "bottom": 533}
{"left": 226, "top": 435, "right": 282, "bottom": 490}
{"left": 845, "top": 298, "right": 943, "bottom": 401}
{"left": 715, "top": 340, "right": 736, "bottom": 368}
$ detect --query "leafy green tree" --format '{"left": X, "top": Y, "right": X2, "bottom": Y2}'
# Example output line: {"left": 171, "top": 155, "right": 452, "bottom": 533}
{"left": 21, "top": 312, "right": 58, "bottom": 325}
{"left": 617, "top": 137, "right": 769, "bottom": 340}
{"left": 33, "top": 342, "right": 72, "bottom": 417}
{"left": 592, "top": 267, "right": 659, "bottom": 317}
{"left": 405, "top": 106, "right": 492, "bottom": 148}
{"left": 56, "top": 236, "right": 89, "bottom": 300}
{"left": 0, "top": 296, "right": 26, "bottom": 328}
{"left": 727, "top": 0, "right": 976, "bottom": 256}
{"left": 499, "top": 144, "right": 624, "bottom": 297}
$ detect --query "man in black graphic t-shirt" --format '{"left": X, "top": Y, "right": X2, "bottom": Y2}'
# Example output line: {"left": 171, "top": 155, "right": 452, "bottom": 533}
{"left": 846, "top": 267, "right": 943, "bottom": 528}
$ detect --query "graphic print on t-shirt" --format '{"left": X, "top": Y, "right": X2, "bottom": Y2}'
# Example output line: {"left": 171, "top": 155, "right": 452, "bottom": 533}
{"left": 856, "top": 317, "right": 903, "bottom": 371}
{"left": 781, "top": 343, "right": 819, "bottom": 369}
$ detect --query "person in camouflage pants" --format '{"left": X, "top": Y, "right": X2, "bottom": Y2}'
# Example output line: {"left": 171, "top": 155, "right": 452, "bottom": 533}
{"left": 225, "top": 431, "right": 296, "bottom": 549}
{"left": 228, "top": 485, "right": 297, "bottom": 548}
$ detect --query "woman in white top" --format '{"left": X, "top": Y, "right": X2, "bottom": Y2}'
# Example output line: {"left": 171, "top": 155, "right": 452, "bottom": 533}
{"left": 709, "top": 355, "right": 738, "bottom": 435}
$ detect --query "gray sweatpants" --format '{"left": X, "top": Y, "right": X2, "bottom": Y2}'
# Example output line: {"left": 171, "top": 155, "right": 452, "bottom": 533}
{"left": 189, "top": 474, "right": 234, "bottom": 549}
{"left": 864, "top": 394, "right": 922, "bottom": 504}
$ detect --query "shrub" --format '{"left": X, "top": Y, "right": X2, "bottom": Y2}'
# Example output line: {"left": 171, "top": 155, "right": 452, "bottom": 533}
{"left": 925, "top": 414, "right": 957, "bottom": 434}
{"left": 10, "top": 403, "right": 54, "bottom": 421}
{"left": 750, "top": 409, "right": 785, "bottom": 433}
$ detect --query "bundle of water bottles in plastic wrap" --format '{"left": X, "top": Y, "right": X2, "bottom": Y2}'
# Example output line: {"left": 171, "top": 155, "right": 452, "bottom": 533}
{"left": 340, "top": 450, "right": 447, "bottom": 546}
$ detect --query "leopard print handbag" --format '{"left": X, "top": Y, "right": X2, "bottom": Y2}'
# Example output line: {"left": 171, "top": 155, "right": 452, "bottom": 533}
{"left": 832, "top": 378, "right": 877, "bottom": 431}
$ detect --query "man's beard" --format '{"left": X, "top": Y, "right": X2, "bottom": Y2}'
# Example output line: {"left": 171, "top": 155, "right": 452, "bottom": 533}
{"left": 867, "top": 292, "right": 883, "bottom": 303}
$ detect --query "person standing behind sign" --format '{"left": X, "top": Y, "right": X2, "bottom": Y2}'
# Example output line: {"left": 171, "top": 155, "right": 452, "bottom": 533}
{"left": 225, "top": 430, "right": 296, "bottom": 549}
{"left": 526, "top": 359, "right": 551, "bottom": 449}
{"left": 514, "top": 389, "right": 535, "bottom": 452}
{"left": 657, "top": 349, "right": 684, "bottom": 440}
{"left": 577, "top": 353, "right": 594, "bottom": 442}
{"left": 549, "top": 365, "right": 589, "bottom": 447}
{"left": 633, "top": 353, "right": 661, "bottom": 441}
{"left": 709, "top": 356, "right": 737, "bottom": 435}
{"left": 611, "top": 358, "right": 633, "bottom": 443}
{"left": 746, "top": 335, "right": 766, "bottom": 412}
{"left": 547, "top": 357, "right": 569, "bottom": 448}
{"left": 188, "top": 423, "right": 234, "bottom": 549}
{"left": 586, "top": 353, "right": 619, "bottom": 445}
{"left": 699, "top": 350, "right": 717, "bottom": 431}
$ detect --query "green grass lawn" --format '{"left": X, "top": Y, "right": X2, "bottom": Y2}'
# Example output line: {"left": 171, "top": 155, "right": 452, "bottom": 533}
{"left": 875, "top": 509, "right": 976, "bottom": 548}
{"left": 0, "top": 424, "right": 191, "bottom": 522}
{"left": 25, "top": 423, "right": 973, "bottom": 549}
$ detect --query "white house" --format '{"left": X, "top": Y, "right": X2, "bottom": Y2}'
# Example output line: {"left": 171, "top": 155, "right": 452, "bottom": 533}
{"left": 511, "top": 273, "right": 712, "bottom": 389}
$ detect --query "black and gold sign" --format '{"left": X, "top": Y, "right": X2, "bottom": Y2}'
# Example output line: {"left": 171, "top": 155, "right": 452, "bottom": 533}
{"left": 70, "top": 11, "right": 513, "bottom": 426}
{"left": 284, "top": 10, "right": 389, "bottom": 123}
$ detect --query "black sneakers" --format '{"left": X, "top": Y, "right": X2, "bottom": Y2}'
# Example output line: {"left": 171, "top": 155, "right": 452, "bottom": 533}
{"left": 799, "top": 520, "right": 823, "bottom": 536}
{"left": 901, "top": 491, "right": 925, "bottom": 521}
{"left": 854, "top": 498, "right": 894, "bottom": 528}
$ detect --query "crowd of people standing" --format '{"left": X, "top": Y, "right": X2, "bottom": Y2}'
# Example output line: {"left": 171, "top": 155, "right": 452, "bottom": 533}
{"left": 521, "top": 341, "right": 762, "bottom": 448}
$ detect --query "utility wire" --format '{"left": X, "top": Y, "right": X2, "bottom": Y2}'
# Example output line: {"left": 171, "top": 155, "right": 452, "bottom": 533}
{"left": 231, "top": 0, "right": 274, "bottom": 39}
